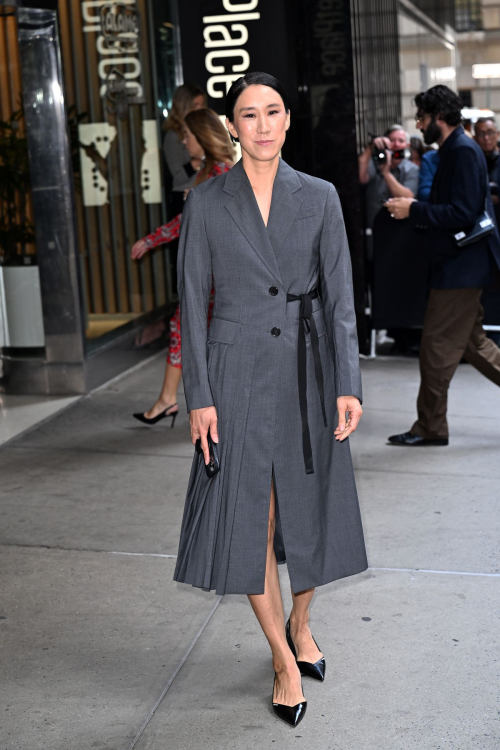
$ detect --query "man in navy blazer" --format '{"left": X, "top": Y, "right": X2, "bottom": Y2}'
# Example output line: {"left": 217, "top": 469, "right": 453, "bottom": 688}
{"left": 383, "top": 85, "right": 500, "bottom": 445}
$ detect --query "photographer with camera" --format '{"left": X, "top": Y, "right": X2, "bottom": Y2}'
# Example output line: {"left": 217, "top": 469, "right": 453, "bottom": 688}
{"left": 358, "top": 125, "right": 419, "bottom": 228}
{"left": 360, "top": 125, "right": 420, "bottom": 353}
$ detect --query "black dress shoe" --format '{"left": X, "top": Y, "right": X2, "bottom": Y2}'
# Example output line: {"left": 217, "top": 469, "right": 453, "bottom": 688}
{"left": 272, "top": 674, "right": 307, "bottom": 727}
{"left": 387, "top": 431, "right": 448, "bottom": 446}
{"left": 286, "top": 619, "right": 326, "bottom": 682}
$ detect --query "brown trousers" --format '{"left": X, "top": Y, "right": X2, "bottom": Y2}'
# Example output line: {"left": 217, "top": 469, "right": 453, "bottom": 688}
{"left": 411, "top": 288, "right": 500, "bottom": 439}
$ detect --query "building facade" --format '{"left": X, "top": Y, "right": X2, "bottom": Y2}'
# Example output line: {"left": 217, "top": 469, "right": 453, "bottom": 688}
{"left": 0, "top": 0, "right": 458, "bottom": 393}
{"left": 455, "top": 0, "right": 500, "bottom": 114}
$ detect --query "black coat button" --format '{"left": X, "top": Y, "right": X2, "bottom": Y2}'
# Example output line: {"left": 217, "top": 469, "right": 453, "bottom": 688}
{"left": 269, "top": 286, "right": 278, "bottom": 296}
{"left": 271, "top": 327, "right": 281, "bottom": 336}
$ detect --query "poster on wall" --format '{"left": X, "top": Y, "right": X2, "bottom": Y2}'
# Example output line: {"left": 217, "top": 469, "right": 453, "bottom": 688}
{"left": 79, "top": 0, "right": 162, "bottom": 207}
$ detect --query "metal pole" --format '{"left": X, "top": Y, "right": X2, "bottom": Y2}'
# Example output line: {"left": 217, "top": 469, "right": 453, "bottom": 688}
{"left": 17, "top": 5, "right": 85, "bottom": 389}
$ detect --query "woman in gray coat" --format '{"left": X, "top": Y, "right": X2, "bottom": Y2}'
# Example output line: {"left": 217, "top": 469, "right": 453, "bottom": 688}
{"left": 174, "top": 72, "right": 367, "bottom": 727}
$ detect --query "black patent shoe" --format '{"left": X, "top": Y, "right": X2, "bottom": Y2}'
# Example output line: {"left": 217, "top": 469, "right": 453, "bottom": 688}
{"left": 133, "top": 402, "right": 178, "bottom": 427}
{"left": 272, "top": 674, "right": 307, "bottom": 727}
{"left": 286, "top": 619, "right": 326, "bottom": 682}
{"left": 387, "top": 431, "right": 448, "bottom": 447}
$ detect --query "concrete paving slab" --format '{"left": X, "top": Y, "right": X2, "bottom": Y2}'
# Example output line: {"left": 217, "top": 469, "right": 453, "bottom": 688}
{"left": 14, "top": 389, "right": 193, "bottom": 458}
{"left": 360, "top": 358, "right": 500, "bottom": 419}
{"left": 134, "top": 567, "right": 500, "bottom": 750}
{"left": 0, "top": 448, "right": 189, "bottom": 553}
{"left": 357, "top": 469, "right": 500, "bottom": 573}
{"left": 0, "top": 546, "right": 218, "bottom": 750}
{"left": 0, "top": 393, "right": 80, "bottom": 446}
{"left": 3, "top": 444, "right": 497, "bottom": 578}
{"left": 351, "top": 405, "right": 500, "bottom": 479}
{"left": 13, "top": 365, "right": 500, "bottom": 474}
{"left": 2, "top": 352, "right": 499, "bottom": 750}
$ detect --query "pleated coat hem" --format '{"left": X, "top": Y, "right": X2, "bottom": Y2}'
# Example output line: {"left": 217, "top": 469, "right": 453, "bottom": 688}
{"left": 174, "top": 558, "right": 369, "bottom": 597}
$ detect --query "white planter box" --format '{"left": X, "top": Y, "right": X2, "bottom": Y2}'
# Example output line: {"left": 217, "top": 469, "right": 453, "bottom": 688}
{"left": 0, "top": 265, "right": 45, "bottom": 348}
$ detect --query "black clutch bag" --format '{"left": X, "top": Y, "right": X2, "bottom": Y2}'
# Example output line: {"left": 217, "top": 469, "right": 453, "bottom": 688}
{"left": 453, "top": 210, "right": 495, "bottom": 247}
{"left": 195, "top": 430, "right": 220, "bottom": 478}
{"left": 454, "top": 177, "right": 496, "bottom": 247}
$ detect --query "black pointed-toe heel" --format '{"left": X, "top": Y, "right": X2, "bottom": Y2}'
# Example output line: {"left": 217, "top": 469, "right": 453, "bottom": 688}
{"left": 133, "top": 402, "right": 178, "bottom": 427}
{"left": 272, "top": 674, "right": 307, "bottom": 727}
{"left": 286, "top": 619, "right": 326, "bottom": 682}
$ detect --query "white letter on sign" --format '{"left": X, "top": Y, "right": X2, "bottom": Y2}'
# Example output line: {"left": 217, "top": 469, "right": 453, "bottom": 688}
{"left": 222, "top": 0, "right": 259, "bottom": 10}
{"left": 203, "top": 24, "right": 249, "bottom": 48}
{"left": 205, "top": 49, "right": 250, "bottom": 74}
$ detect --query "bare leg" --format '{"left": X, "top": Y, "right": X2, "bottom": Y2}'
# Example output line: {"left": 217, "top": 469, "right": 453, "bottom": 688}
{"left": 144, "top": 363, "right": 181, "bottom": 419}
{"left": 248, "top": 481, "right": 304, "bottom": 706}
{"left": 289, "top": 588, "right": 323, "bottom": 663}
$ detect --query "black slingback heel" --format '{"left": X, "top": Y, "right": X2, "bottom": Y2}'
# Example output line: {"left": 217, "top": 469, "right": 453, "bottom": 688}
{"left": 286, "top": 618, "right": 326, "bottom": 682}
{"left": 133, "top": 402, "right": 178, "bottom": 427}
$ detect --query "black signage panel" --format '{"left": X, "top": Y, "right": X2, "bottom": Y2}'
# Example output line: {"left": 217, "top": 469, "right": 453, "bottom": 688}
{"left": 177, "top": 0, "right": 294, "bottom": 116}
{"left": 176, "top": 0, "right": 367, "bottom": 347}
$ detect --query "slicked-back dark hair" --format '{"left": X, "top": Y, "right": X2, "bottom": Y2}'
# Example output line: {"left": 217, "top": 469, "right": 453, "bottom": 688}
{"left": 225, "top": 71, "right": 290, "bottom": 123}
{"left": 414, "top": 85, "right": 463, "bottom": 127}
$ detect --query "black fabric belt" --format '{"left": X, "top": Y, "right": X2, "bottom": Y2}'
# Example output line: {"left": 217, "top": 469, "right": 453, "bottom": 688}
{"left": 286, "top": 288, "right": 327, "bottom": 475}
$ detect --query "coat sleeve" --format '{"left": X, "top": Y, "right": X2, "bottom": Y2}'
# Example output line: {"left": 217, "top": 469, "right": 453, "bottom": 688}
{"left": 410, "top": 147, "right": 484, "bottom": 229}
{"left": 319, "top": 184, "right": 362, "bottom": 403}
{"left": 177, "top": 188, "right": 215, "bottom": 412}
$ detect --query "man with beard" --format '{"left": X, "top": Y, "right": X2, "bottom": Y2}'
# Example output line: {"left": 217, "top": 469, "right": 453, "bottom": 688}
{"left": 384, "top": 85, "right": 500, "bottom": 446}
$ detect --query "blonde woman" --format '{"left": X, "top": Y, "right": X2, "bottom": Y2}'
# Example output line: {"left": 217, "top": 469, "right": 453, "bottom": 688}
{"left": 163, "top": 82, "right": 206, "bottom": 216}
{"left": 132, "top": 109, "right": 235, "bottom": 425}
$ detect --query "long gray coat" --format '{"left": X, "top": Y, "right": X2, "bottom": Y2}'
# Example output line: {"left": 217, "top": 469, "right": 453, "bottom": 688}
{"left": 173, "top": 159, "right": 367, "bottom": 595}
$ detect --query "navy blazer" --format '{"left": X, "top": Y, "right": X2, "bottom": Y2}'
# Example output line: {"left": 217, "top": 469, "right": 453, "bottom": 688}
{"left": 410, "top": 126, "right": 500, "bottom": 289}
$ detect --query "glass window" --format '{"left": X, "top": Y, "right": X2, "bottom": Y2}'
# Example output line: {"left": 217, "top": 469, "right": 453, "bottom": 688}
{"left": 58, "top": 0, "right": 180, "bottom": 348}
{"left": 455, "top": 0, "right": 483, "bottom": 32}
{"left": 398, "top": 10, "right": 457, "bottom": 137}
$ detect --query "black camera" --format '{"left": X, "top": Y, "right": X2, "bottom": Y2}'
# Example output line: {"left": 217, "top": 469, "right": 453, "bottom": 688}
{"left": 372, "top": 146, "right": 405, "bottom": 165}
{"left": 372, "top": 146, "right": 387, "bottom": 165}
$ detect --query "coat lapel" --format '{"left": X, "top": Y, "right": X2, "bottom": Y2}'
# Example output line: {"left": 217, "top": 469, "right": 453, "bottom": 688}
{"left": 266, "top": 160, "right": 303, "bottom": 263}
{"left": 224, "top": 159, "right": 303, "bottom": 286}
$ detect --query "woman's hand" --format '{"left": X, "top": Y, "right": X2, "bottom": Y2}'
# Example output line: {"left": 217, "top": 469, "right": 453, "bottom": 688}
{"left": 335, "top": 396, "right": 363, "bottom": 441}
{"left": 384, "top": 197, "right": 415, "bottom": 219}
{"left": 190, "top": 406, "right": 219, "bottom": 464}
{"left": 131, "top": 239, "right": 148, "bottom": 259}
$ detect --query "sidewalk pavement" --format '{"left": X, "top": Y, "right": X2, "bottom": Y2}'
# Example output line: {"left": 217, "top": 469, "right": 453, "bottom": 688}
{"left": 0, "top": 393, "right": 79, "bottom": 447}
{"left": 1, "top": 355, "right": 499, "bottom": 750}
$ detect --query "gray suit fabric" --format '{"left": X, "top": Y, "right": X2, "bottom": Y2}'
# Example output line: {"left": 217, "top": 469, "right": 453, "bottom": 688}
{"left": 174, "top": 159, "right": 368, "bottom": 595}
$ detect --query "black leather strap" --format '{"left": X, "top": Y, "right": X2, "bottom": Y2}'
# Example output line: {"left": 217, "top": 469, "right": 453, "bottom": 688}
{"left": 286, "top": 289, "right": 327, "bottom": 474}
